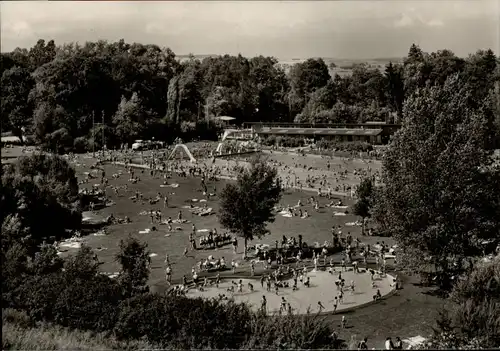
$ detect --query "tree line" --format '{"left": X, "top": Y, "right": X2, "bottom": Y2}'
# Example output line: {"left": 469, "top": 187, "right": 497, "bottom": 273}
{"left": 2, "top": 39, "right": 499, "bottom": 152}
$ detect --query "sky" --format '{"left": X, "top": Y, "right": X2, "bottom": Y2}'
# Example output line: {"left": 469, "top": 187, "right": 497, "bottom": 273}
{"left": 1, "top": 0, "right": 499, "bottom": 59}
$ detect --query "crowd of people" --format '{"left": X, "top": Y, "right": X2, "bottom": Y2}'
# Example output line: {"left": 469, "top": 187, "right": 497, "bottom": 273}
{"left": 55, "top": 142, "right": 409, "bottom": 349}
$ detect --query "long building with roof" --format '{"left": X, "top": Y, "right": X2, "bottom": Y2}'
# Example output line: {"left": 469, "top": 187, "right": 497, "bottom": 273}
{"left": 223, "top": 122, "right": 401, "bottom": 145}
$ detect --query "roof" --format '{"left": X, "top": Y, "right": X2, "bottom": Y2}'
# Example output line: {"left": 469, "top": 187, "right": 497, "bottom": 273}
{"left": 257, "top": 127, "right": 383, "bottom": 137}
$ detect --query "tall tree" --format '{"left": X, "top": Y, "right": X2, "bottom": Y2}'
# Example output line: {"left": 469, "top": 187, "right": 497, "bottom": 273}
{"left": 218, "top": 157, "right": 282, "bottom": 258}
{"left": 113, "top": 93, "right": 149, "bottom": 143}
{"left": 378, "top": 74, "right": 500, "bottom": 289}
{"left": 1, "top": 66, "right": 35, "bottom": 141}
{"left": 353, "top": 177, "right": 374, "bottom": 236}
{"left": 288, "top": 58, "right": 331, "bottom": 116}
{"left": 116, "top": 236, "right": 151, "bottom": 297}
{"left": 385, "top": 62, "right": 405, "bottom": 122}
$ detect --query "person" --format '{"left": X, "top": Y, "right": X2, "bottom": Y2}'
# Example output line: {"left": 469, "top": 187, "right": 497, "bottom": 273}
{"left": 317, "top": 301, "right": 325, "bottom": 312}
{"left": 394, "top": 337, "right": 403, "bottom": 350}
{"left": 341, "top": 315, "right": 347, "bottom": 328}
{"left": 165, "top": 265, "right": 172, "bottom": 283}
{"left": 261, "top": 296, "right": 267, "bottom": 314}
{"left": 215, "top": 273, "right": 220, "bottom": 288}
{"left": 280, "top": 297, "right": 287, "bottom": 313}
{"left": 358, "top": 338, "right": 368, "bottom": 350}
{"left": 385, "top": 337, "right": 393, "bottom": 350}
{"left": 232, "top": 236, "right": 238, "bottom": 254}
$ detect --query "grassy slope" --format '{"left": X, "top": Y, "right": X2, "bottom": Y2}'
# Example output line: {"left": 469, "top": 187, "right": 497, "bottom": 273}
{"left": 2, "top": 310, "right": 154, "bottom": 350}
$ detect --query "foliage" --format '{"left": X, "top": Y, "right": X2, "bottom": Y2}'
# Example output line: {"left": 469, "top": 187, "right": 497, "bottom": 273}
{"left": 2, "top": 309, "right": 154, "bottom": 351}
{"left": 219, "top": 156, "right": 282, "bottom": 257}
{"left": 378, "top": 74, "right": 500, "bottom": 289}
{"left": 1, "top": 154, "right": 81, "bottom": 255}
{"left": 52, "top": 274, "right": 121, "bottom": 332}
{"left": 30, "top": 243, "right": 64, "bottom": 276}
{"left": 353, "top": 177, "right": 375, "bottom": 235}
{"left": 1, "top": 243, "right": 30, "bottom": 308}
{"left": 2, "top": 40, "right": 498, "bottom": 150}
{"left": 1, "top": 66, "right": 35, "bottom": 141}
{"left": 113, "top": 93, "right": 153, "bottom": 144}
{"left": 244, "top": 313, "right": 343, "bottom": 349}
{"left": 116, "top": 236, "right": 151, "bottom": 297}
{"left": 429, "top": 256, "right": 500, "bottom": 349}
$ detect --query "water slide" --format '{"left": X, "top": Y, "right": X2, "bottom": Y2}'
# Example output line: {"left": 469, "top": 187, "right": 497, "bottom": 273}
{"left": 216, "top": 143, "right": 224, "bottom": 154}
{"left": 167, "top": 144, "right": 196, "bottom": 163}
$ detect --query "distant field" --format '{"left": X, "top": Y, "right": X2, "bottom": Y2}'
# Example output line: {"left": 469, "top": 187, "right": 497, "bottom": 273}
{"left": 176, "top": 55, "right": 403, "bottom": 77}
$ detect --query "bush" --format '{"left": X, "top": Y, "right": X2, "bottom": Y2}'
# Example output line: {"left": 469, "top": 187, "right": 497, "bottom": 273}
{"left": 52, "top": 275, "right": 121, "bottom": 332}
{"left": 73, "top": 136, "right": 89, "bottom": 153}
{"left": 316, "top": 139, "right": 336, "bottom": 150}
{"left": 2, "top": 309, "right": 35, "bottom": 330}
{"left": 244, "top": 314, "right": 343, "bottom": 349}
{"left": 271, "top": 136, "right": 304, "bottom": 148}
{"left": 116, "top": 294, "right": 253, "bottom": 349}
{"left": 114, "top": 293, "right": 178, "bottom": 344}
{"left": 167, "top": 296, "right": 253, "bottom": 349}
{"left": 20, "top": 273, "right": 67, "bottom": 322}
{"left": 336, "top": 141, "right": 373, "bottom": 152}
{"left": 261, "top": 135, "right": 276, "bottom": 146}
{"left": 1, "top": 242, "right": 30, "bottom": 309}
{"left": 429, "top": 256, "right": 500, "bottom": 349}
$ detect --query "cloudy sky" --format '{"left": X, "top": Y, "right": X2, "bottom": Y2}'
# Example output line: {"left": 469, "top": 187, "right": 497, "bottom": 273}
{"left": 1, "top": 0, "right": 499, "bottom": 59}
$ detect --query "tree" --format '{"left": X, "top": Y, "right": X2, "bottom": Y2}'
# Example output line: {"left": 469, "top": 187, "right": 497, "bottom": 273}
{"left": 1, "top": 66, "right": 35, "bottom": 141}
{"left": 353, "top": 177, "right": 374, "bottom": 235}
{"left": 377, "top": 74, "right": 500, "bottom": 289}
{"left": 116, "top": 236, "right": 151, "bottom": 297}
{"left": 288, "top": 58, "right": 331, "bottom": 116}
{"left": 1, "top": 154, "right": 81, "bottom": 255}
{"left": 429, "top": 255, "right": 500, "bottom": 349}
{"left": 218, "top": 157, "right": 282, "bottom": 258}
{"left": 385, "top": 62, "right": 405, "bottom": 122}
{"left": 113, "top": 93, "right": 149, "bottom": 144}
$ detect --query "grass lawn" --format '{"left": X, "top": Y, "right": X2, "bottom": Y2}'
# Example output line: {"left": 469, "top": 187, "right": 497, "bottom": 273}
{"left": 72, "top": 157, "right": 382, "bottom": 285}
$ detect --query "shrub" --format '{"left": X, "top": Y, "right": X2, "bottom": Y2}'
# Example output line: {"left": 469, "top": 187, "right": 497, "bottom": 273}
{"left": 168, "top": 297, "right": 253, "bottom": 349}
{"left": 244, "top": 313, "right": 342, "bottom": 349}
{"left": 72, "top": 136, "right": 89, "bottom": 153}
{"left": 2, "top": 309, "right": 35, "bottom": 329}
{"left": 429, "top": 256, "right": 500, "bottom": 349}
{"left": 52, "top": 275, "right": 121, "bottom": 332}
{"left": 336, "top": 141, "right": 373, "bottom": 153}
{"left": 114, "top": 293, "right": 178, "bottom": 344}
{"left": 63, "top": 245, "right": 99, "bottom": 281}
{"left": 30, "top": 243, "right": 64, "bottom": 276}
{"left": 20, "top": 273, "right": 66, "bottom": 322}
{"left": 316, "top": 139, "right": 336, "bottom": 150}
{"left": 1, "top": 242, "right": 30, "bottom": 308}
{"left": 274, "top": 136, "right": 304, "bottom": 148}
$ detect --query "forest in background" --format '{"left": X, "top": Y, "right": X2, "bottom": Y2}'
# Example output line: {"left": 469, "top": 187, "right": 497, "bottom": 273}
{"left": 1, "top": 39, "right": 499, "bottom": 152}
